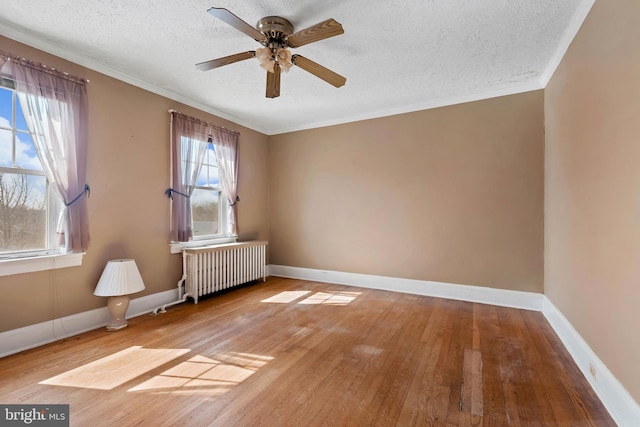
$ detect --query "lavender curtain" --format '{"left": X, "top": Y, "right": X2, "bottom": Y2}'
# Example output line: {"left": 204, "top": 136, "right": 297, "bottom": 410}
{"left": 168, "top": 112, "right": 208, "bottom": 242}
{"left": 211, "top": 127, "right": 240, "bottom": 236}
{"left": 5, "top": 53, "right": 90, "bottom": 252}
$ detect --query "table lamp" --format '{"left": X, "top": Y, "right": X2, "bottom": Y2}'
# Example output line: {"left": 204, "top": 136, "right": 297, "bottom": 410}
{"left": 94, "top": 259, "right": 146, "bottom": 331}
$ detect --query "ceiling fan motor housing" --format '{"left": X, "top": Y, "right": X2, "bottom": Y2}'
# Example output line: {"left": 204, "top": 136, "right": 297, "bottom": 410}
{"left": 257, "top": 16, "right": 294, "bottom": 49}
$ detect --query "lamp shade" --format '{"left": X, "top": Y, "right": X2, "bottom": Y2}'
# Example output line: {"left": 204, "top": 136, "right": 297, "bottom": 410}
{"left": 94, "top": 259, "right": 145, "bottom": 297}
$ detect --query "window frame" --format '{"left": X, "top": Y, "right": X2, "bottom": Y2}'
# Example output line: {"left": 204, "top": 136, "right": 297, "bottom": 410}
{"left": 190, "top": 141, "right": 229, "bottom": 241}
{"left": 169, "top": 139, "right": 235, "bottom": 253}
{"left": 0, "top": 82, "right": 63, "bottom": 258}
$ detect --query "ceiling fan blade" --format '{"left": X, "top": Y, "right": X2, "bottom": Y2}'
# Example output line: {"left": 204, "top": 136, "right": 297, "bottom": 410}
{"left": 207, "top": 7, "right": 267, "bottom": 42}
{"left": 286, "top": 19, "right": 344, "bottom": 48}
{"left": 266, "top": 62, "right": 281, "bottom": 98}
{"left": 196, "top": 51, "right": 256, "bottom": 71}
{"left": 291, "top": 55, "right": 346, "bottom": 88}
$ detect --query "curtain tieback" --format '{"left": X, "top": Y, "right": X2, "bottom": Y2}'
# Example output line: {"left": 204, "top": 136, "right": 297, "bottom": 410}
{"left": 230, "top": 195, "right": 240, "bottom": 207}
{"left": 65, "top": 184, "right": 90, "bottom": 207}
{"left": 165, "top": 188, "right": 190, "bottom": 199}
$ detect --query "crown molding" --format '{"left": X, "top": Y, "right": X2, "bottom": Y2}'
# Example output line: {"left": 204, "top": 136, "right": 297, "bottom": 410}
{"left": 538, "top": 0, "right": 595, "bottom": 87}
{"left": 268, "top": 81, "right": 544, "bottom": 135}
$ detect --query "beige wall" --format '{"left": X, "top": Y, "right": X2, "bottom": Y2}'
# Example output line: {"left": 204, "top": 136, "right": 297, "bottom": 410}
{"left": 0, "top": 36, "right": 269, "bottom": 332}
{"left": 269, "top": 92, "right": 544, "bottom": 292}
{"left": 545, "top": 0, "right": 640, "bottom": 401}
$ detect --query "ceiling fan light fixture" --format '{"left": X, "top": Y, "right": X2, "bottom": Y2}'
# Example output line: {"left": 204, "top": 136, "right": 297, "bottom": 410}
{"left": 256, "top": 47, "right": 293, "bottom": 74}
{"left": 256, "top": 47, "right": 274, "bottom": 72}
{"left": 276, "top": 48, "right": 294, "bottom": 73}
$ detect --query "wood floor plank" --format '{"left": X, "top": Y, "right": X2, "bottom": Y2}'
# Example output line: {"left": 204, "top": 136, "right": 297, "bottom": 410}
{"left": 477, "top": 304, "right": 510, "bottom": 426}
{"left": 502, "top": 308, "right": 547, "bottom": 424}
{"left": 460, "top": 348, "right": 483, "bottom": 417}
{"left": 0, "top": 277, "right": 615, "bottom": 426}
{"left": 442, "top": 300, "right": 474, "bottom": 426}
{"left": 396, "top": 299, "right": 450, "bottom": 426}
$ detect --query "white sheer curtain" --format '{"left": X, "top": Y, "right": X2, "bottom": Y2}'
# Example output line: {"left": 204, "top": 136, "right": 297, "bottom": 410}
{"left": 211, "top": 127, "right": 240, "bottom": 236}
{"left": 2, "top": 52, "right": 90, "bottom": 252}
{"left": 168, "top": 112, "right": 209, "bottom": 242}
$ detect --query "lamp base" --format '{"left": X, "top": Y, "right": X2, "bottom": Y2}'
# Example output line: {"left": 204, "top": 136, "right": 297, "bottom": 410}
{"left": 106, "top": 295, "right": 130, "bottom": 331}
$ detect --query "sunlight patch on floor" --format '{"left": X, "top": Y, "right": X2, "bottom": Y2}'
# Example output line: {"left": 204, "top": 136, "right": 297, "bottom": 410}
{"left": 128, "top": 352, "right": 273, "bottom": 395}
{"left": 298, "top": 291, "right": 361, "bottom": 306}
{"left": 39, "top": 346, "right": 190, "bottom": 390}
{"left": 261, "top": 290, "right": 311, "bottom": 303}
{"left": 261, "top": 290, "right": 361, "bottom": 305}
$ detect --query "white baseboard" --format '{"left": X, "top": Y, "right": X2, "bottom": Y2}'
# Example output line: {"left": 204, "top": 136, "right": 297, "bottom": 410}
{"left": 0, "top": 288, "right": 178, "bottom": 358}
{"left": 268, "top": 264, "right": 543, "bottom": 311}
{"left": 542, "top": 297, "right": 640, "bottom": 427}
{"left": 269, "top": 264, "right": 639, "bottom": 426}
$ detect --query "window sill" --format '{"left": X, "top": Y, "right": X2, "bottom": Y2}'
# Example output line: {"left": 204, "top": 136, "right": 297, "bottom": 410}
{"left": 0, "top": 252, "right": 85, "bottom": 277}
{"left": 170, "top": 237, "right": 237, "bottom": 254}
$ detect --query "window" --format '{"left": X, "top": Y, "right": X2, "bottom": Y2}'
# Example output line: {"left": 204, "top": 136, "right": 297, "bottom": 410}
{"left": 0, "top": 52, "right": 89, "bottom": 275}
{"left": 190, "top": 141, "right": 227, "bottom": 239}
{"left": 168, "top": 111, "right": 239, "bottom": 252}
{"left": 0, "top": 83, "right": 61, "bottom": 258}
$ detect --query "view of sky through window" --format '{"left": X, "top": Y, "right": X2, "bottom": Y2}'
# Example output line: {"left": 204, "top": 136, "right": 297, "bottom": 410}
{"left": 197, "top": 144, "right": 219, "bottom": 187}
{"left": 0, "top": 86, "right": 45, "bottom": 200}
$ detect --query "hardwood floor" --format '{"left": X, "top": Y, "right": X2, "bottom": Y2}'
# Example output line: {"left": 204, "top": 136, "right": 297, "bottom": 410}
{"left": 0, "top": 277, "right": 614, "bottom": 426}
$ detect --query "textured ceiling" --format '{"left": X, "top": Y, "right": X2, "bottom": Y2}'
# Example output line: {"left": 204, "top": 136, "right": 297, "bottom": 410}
{"left": 0, "top": 1, "right": 593, "bottom": 135}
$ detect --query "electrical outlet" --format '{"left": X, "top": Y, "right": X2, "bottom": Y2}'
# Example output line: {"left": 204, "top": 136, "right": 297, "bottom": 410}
{"left": 589, "top": 363, "right": 597, "bottom": 380}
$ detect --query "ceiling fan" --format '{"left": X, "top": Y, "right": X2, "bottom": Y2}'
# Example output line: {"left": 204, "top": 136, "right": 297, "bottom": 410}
{"left": 196, "top": 7, "right": 346, "bottom": 98}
